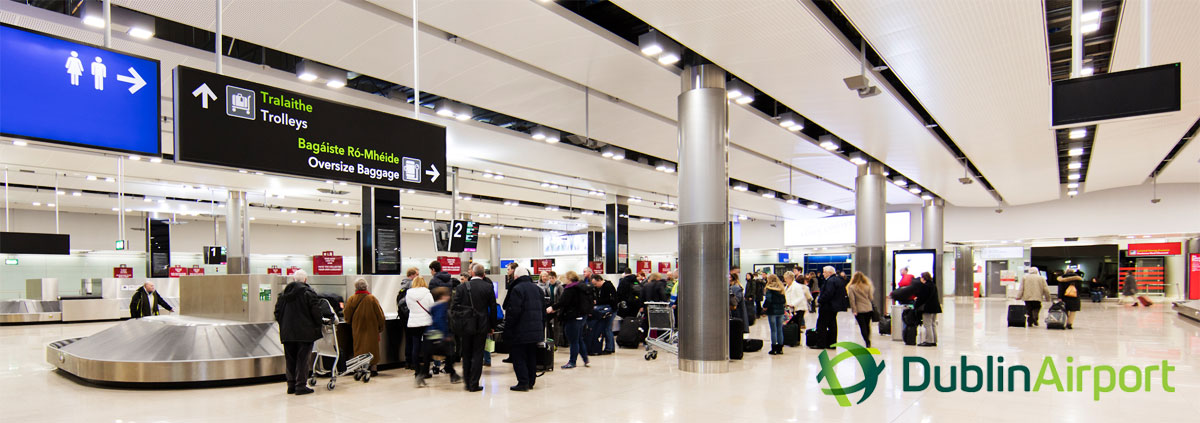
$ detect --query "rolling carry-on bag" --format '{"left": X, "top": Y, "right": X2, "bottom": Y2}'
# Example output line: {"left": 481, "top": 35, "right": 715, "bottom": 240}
{"left": 1007, "top": 304, "right": 1027, "bottom": 327}
{"left": 804, "top": 328, "right": 822, "bottom": 348}
{"left": 1045, "top": 301, "right": 1067, "bottom": 329}
{"left": 783, "top": 323, "right": 801, "bottom": 347}
{"left": 901, "top": 309, "right": 920, "bottom": 345}
{"left": 535, "top": 341, "right": 555, "bottom": 372}
{"left": 878, "top": 315, "right": 892, "bottom": 335}
{"left": 729, "top": 318, "right": 745, "bottom": 360}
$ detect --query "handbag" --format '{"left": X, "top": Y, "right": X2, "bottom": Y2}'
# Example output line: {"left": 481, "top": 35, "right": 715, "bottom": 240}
{"left": 1064, "top": 285, "right": 1078, "bottom": 298}
{"left": 783, "top": 307, "right": 794, "bottom": 324}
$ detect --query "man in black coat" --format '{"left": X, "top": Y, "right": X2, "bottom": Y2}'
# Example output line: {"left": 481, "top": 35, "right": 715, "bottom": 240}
{"left": 429, "top": 260, "right": 455, "bottom": 291}
{"left": 812, "top": 266, "right": 849, "bottom": 349}
{"left": 273, "top": 271, "right": 328, "bottom": 395}
{"left": 129, "top": 281, "right": 173, "bottom": 318}
{"left": 587, "top": 274, "right": 618, "bottom": 354}
{"left": 454, "top": 263, "right": 499, "bottom": 392}
{"left": 616, "top": 269, "right": 643, "bottom": 318}
{"left": 502, "top": 267, "right": 545, "bottom": 391}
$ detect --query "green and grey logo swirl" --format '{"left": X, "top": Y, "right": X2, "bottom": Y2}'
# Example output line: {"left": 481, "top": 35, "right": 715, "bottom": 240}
{"left": 816, "top": 342, "right": 886, "bottom": 406}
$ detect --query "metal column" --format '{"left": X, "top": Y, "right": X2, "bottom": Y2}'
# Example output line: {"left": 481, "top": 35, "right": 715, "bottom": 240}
{"left": 955, "top": 247, "right": 974, "bottom": 297}
{"left": 604, "top": 197, "right": 629, "bottom": 274}
{"left": 922, "top": 198, "right": 946, "bottom": 296}
{"left": 360, "top": 186, "right": 376, "bottom": 275}
{"left": 676, "top": 64, "right": 729, "bottom": 374}
{"left": 855, "top": 162, "right": 887, "bottom": 312}
{"left": 489, "top": 234, "right": 501, "bottom": 274}
{"left": 224, "top": 190, "right": 249, "bottom": 274}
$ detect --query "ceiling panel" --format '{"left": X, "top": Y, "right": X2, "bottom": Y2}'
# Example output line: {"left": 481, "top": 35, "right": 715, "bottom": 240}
{"left": 611, "top": 0, "right": 998, "bottom": 207}
{"left": 834, "top": 0, "right": 1059, "bottom": 205}
{"left": 1087, "top": 0, "right": 1200, "bottom": 190}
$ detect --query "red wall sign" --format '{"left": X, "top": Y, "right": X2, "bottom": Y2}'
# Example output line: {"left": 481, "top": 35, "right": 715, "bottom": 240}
{"left": 1128, "top": 242, "right": 1182, "bottom": 256}
{"left": 658, "top": 262, "right": 672, "bottom": 274}
{"left": 286, "top": 266, "right": 301, "bottom": 275}
{"left": 1189, "top": 253, "right": 1200, "bottom": 301}
{"left": 113, "top": 265, "right": 134, "bottom": 278}
{"left": 267, "top": 266, "right": 282, "bottom": 275}
{"left": 313, "top": 251, "right": 344, "bottom": 275}
{"left": 588, "top": 261, "right": 604, "bottom": 274}
{"left": 188, "top": 265, "right": 205, "bottom": 275}
{"left": 636, "top": 260, "right": 652, "bottom": 275}
{"left": 531, "top": 258, "right": 555, "bottom": 275}
{"left": 437, "top": 256, "right": 462, "bottom": 275}
{"left": 167, "top": 265, "right": 188, "bottom": 278}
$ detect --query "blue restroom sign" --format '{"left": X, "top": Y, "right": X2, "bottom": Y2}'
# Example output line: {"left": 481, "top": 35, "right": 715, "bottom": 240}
{"left": 0, "top": 24, "right": 160, "bottom": 155}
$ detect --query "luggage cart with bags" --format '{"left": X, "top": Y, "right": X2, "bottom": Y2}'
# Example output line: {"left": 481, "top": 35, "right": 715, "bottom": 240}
{"left": 642, "top": 301, "right": 677, "bottom": 360}
{"left": 308, "top": 299, "right": 373, "bottom": 390}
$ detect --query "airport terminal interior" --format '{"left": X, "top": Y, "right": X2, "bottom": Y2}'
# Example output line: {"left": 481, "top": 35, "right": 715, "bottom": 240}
{"left": 0, "top": 0, "right": 1198, "bottom": 422}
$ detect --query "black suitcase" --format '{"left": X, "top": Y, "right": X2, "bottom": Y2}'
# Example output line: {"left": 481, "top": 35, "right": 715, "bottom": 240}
{"left": 805, "top": 328, "right": 822, "bottom": 348}
{"left": 729, "top": 318, "right": 745, "bottom": 360}
{"left": 783, "top": 323, "right": 801, "bottom": 347}
{"left": 903, "top": 324, "right": 918, "bottom": 345}
{"left": 743, "top": 338, "right": 764, "bottom": 352}
{"left": 536, "top": 342, "right": 555, "bottom": 372}
{"left": 617, "top": 317, "right": 643, "bottom": 349}
{"left": 878, "top": 315, "right": 892, "bottom": 335}
{"left": 1007, "top": 305, "right": 1027, "bottom": 327}
{"left": 901, "top": 309, "right": 919, "bottom": 345}
{"left": 550, "top": 320, "right": 568, "bottom": 348}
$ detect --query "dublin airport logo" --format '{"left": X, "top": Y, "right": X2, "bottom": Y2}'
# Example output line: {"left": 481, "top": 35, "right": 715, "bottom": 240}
{"left": 816, "top": 342, "right": 886, "bottom": 407}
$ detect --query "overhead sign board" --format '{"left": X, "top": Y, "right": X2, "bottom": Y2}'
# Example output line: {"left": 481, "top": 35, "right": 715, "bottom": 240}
{"left": 0, "top": 24, "right": 159, "bottom": 155}
{"left": 1127, "top": 242, "right": 1181, "bottom": 257}
{"left": 173, "top": 66, "right": 447, "bottom": 192}
{"left": 448, "top": 220, "right": 479, "bottom": 253}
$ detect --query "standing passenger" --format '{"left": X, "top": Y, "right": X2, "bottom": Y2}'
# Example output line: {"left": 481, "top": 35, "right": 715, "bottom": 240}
{"left": 783, "top": 271, "right": 812, "bottom": 329}
{"left": 549, "top": 271, "right": 592, "bottom": 368}
{"left": 812, "top": 266, "right": 848, "bottom": 349}
{"left": 915, "top": 272, "right": 942, "bottom": 346}
{"left": 1057, "top": 270, "right": 1083, "bottom": 329}
{"left": 454, "top": 263, "right": 497, "bottom": 392}
{"left": 1017, "top": 267, "right": 1052, "bottom": 326}
{"left": 503, "top": 267, "right": 544, "bottom": 391}
{"left": 763, "top": 275, "right": 787, "bottom": 355}
{"left": 846, "top": 272, "right": 875, "bottom": 348}
{"left": 274, "top": 270, "right": 326, "bottom": 395}
{"left": 406, "top": 275, "right": 434, "bottom": 381}
{"left": 344, "top": 278, "right": 386, "bottom": 376}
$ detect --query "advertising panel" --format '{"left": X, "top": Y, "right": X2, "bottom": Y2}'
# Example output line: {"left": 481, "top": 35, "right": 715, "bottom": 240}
{"left": 313, "top": 251, "right": 344, "bottom": 275}
{"left": 1190, "top": 254, "right": 1200, "bottom": 301}
{"left": 1127, "top": 242, "right": 1181, "bottom": 256}
{"left": 636, "top": 260, "right": 652, "bottom": 275}
{"left": 544, "top": 233, "right": 588, "bottom": 256}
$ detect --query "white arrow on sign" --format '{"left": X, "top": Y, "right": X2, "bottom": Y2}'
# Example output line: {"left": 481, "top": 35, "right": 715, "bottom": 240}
{"left": 115, "top": 67, "right": 146, "bottom": 94}
{"left": 425, "top": 165, "right": 441, "bottom": 183}
{"left": 191, "top": 83, "right": 217, "bottom": 109}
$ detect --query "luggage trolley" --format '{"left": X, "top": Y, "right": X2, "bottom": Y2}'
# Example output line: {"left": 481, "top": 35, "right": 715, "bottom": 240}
{"left": 308, "top": 300, "right": 373, "bottom": 390}
{"left": 643, "top": 301, "right": 677, "bottom": 360}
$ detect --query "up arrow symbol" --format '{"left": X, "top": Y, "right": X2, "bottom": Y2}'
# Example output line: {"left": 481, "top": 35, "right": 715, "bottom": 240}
{"left": 191, "top": 83, "right": 217, "bottom": 109}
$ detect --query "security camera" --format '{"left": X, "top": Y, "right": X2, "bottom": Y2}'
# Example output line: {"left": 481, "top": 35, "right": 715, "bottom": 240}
{"left": 959, "top": 177, "right": 974, "bottom": 185}
{"left": 994, "top": 208, "right": 1004, "bottom": 214}
{"left": 857, "top": 86, "right": 880, "bottom": 98}
{"left": 1151, "top": 198, "right": 1161, "bottom": 204}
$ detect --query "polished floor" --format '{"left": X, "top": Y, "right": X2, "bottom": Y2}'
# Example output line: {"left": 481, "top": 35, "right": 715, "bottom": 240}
{"left": 3, "top": 298, "right": 1198, "bottom": 422}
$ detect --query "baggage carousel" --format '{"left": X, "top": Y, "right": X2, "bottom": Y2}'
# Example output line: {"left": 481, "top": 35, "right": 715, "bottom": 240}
{"left": 1174, "top": 300, "right": 1200, "bottom": 323}
{"left": 47, "top": 315, "right": 285, "bottom": 385}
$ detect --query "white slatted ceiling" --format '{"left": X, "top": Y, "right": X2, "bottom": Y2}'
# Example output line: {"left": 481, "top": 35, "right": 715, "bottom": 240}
{"left": 834, "top": 0, "right": 1060, "bottom": 205}
{"left": 611, "top": 0, "right": 998, "bottom": 207}
{"left": 1088, "top": 0, "right": 1200, "bottom": 189}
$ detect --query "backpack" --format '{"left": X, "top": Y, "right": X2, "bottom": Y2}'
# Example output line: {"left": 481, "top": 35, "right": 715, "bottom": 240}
{"left": 396, "top": 289, "right": 410, "bottom": 318}
{"left": 449, "top": 281, "right": 489, "bottom": 335}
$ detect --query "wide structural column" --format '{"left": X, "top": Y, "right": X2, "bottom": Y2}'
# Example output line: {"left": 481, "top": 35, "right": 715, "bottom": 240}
{"left": 855, "top": 162, "right": 886, "bottom": 312}
{"left": 676, "top": 64, "right": 730, "bottom": 374}
{"left": 225, "top": 190, "right": 249, "bottom": 274}
{"left": 922, "top": 198, "right": 945, "bottom": 296}
{"left": 604, "top": 196, "right": 630, "bottom": 274}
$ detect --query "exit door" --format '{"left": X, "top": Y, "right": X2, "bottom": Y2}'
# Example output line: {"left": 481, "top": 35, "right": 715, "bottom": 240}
{"left": 986, "top": 260, "right": 1008, "bottom": 297}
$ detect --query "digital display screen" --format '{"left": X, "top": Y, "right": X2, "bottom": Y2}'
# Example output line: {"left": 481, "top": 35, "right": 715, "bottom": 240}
{"left": 448, "top": 220, "right": 478, "bottom": 253}
{"left": 204, "top": 246, "right": 227, "bottom": 265}
{"left": 0, "top": 24, "right": 160, "bottom": 154}
{"left": 173, "top": 66, "right": 446, "bottom": 193}
{"left": 1052, "top": 63, "right": 1181, "bottom": 126}
{"left": 893, "top": 249, "right": 937, "bottom": 288}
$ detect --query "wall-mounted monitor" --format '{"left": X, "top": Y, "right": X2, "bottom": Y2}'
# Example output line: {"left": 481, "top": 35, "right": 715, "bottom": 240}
{"left": 893, "top": 249, "right": 937, "bottom": 288}
{"left": 203, "top": 246, "right": 227, "bottom": 265}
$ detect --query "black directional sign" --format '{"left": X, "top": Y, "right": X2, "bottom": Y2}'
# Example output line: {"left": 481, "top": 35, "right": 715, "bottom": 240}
{"left": 173, "top": 66, "right": 447, "bottom": 193}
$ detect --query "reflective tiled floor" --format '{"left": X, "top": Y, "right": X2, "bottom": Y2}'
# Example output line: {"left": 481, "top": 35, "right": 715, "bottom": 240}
{"left": 3, "top": 298, "right": 1198, "bottom": 422}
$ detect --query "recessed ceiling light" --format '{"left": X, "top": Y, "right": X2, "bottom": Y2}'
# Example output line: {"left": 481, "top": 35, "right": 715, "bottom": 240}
{"left": 1068, "top": 147, "right": 1084, "bottom": 156}
{"left": 1069, "top": 128, "right": 1087, "bottom": 139}
{"left": 1067, "top": 182, "right": 1079, "bottom": 189}
{"left": 1067, "top": 190, "right": 1078, "bottom": 196}
{"left": 1068, "top": 173, "right": 1081, "bottom": 180}
{"left": 1068, "top": 161, "right": 1082, "bottom": 170}
{"left": 908, "top": 187, "right": 921, "bottom": 194}
{"left": 1080, "top": 66, "right": 1094, "bottom": 77}
{"left": 1081, "top": 22, "right": 1100, "bottom": 33}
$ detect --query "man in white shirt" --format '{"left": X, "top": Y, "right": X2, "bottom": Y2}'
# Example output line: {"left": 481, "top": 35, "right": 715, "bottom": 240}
{"left": 782, "top": 271, "right": 812, "bottom": 328}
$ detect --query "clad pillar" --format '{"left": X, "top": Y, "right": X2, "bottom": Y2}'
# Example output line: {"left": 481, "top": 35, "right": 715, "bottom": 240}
{"left": 955, "top": 247, "right": 974, "bottom": 297}
{"left": 605, "top": 197, "right": 630, "bottom": 274}
{"left": 922, "top": 198, "right": 945, "bottom": 296}
{"left": 677, "top": 64, "right": 730, "bottom": 374}
{"left": 225, "top": 190, "right": 249, "bottom": 274}
{"left": 855, "top": 162, "right": 887, "bottom": 312}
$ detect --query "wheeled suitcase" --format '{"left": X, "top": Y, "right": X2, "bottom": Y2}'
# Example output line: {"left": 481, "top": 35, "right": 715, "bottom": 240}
{"left": 878, "top": 315, "right": 892, "bottom": 335}
{"left": 804, "top": 328, "right": 822, "bottom": 348}
{"left": 743, "top": 338, "right": 764, "bottom": 352}
{"left": 535, "top": 342, "right": 555, "bottom": 372}
{"left": 783, "top": 323, "right": 801, "bottom": 347}
{"left": 1045, "top": 302, "right": 1067, "bottom": 329}
{"left": 729, "top": 318, "right": 745, "bottom": 360}
{"left": 617, "top": 317, "right": 643, "bottom": 348}
{"left": 1137, "top": 296, "right": 1153, "bottom": 306}
{"left": 901, "top": 309, "right": 920, "bottom": 345}
{"left": 1007, "top": 304, "right": 1027, "bottom": 327}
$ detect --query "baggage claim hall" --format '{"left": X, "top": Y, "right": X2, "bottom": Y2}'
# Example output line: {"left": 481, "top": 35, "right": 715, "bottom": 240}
{"left": 1, "top": 1, "right": 1197, "bottom": 422}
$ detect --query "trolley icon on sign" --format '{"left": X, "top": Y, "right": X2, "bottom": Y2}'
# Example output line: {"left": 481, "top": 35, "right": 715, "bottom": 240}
{"left": 402, "top": 157, "right": 421, "bottom": 183}
{"left": 225, "top": 85, "right": 256, "bottom": 120}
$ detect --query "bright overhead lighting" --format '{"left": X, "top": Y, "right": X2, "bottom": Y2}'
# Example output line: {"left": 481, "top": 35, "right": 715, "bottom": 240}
{"left": 640, "top": 217, "right": 652, "bottom": 222}
{"left": 71, "top": 192, "right": 81, "bottom": 197}
{"left": 736, "top": 214, "right": 748, "bottom": 221}
{"left": 824, "top": 208, "right": 836, "bottom": 214}
{"left": 1069, "top": 128, "right": 1087, "bottom": 139}
{"left": 664, "top": 221, "right": 675, "bottom": 225}
{"left": 12, "top": 140, "right": 28, "bottom": 146}
{"left": 143, "top": 197, "right": 151, "bottom": 202}
{"left": 1068, "top": 173, "right": 1081, "bottom": 180}
{"left": 657, "top": 51, "right": 680, "bottom": 65}
{"left": 494, "top": 174, "right": 504, "bottom": 180}
{"left": 540, "top": 182, "right": 551, "bottom": 187}
{"left": 83, "top": 16, "right": 105, "bottom": 28}
{"left": 56, "top": 191, "right": 65, "bottom": 196}
{"left": 600, "top": 145, "right": 625, "bottom": 161}
{"left": 1080, "top": 66, "right": 1094, "bottom": 77}
{"left": 1081, "top": 10, "right": 1101, "bottom": 22}
{"left": 127, "top": 27, "right": 154, "bottom": 39}
{"left": 545, "top": 205, "right": 559, "bottom": 211}
{"left": 1068, "top": 161, "right": 1082, "bottom": 170}
{"left": 1068, "top": 147, "right": 1084, "bottom": 156}
{"left": 733, "top": 182, "right": 749, "bottom": 192}
{"left": 104, "top": 177, "right": 115, "bottom": 183}
{"left": 31, "top": 202, "right": 41, "bottom": 206}
{"left": 778, "top": 112, "right": 803, "bottom": 131}
{"left": 727, "top": 79, "right": 753, "bottom": 104}
{"left": 893, "top": 177, "right": 908, "bottom": 187}
{"left": 638, "top": 30, "right": 666, "bottom": 56}
{"left": 818, "top": 134, "right": 840, "bottom": 151}
{"left": 1081, "top": 22, "right": 1100, "bottom": 34}
{"left": 921, "top": 193, "right": 934, "bottom": 201}
{"left": 297, "top": 72, "right": 318, "bottom": 82}
{"left": 640, "top": 44, "right": 662, "bottom": 56}
{"left": 326, "top": 79, "right": 346, "bottom": 88}
{"left": 128, "top": 155, "right": 141, "bottom": 161}
{"left": 86, "top": 175, "right": 97, "bottom": 181}
{"left": 249, "top": 217, "right": 256, "bottom": 221}
{"left": 849, "top": 152, "right": 868, "bottom": 165}
{"left": 760, "top": 190, "right": 776, "bottom": 199}
{"left": 1067, "top": 182, "right": 1079, "bottom": 189}
{"left": 908, "top": 187, "right": 922, "bottom": 194}
{"left": 149, "top": 157, "right": 162, "bottom": 163}
{"left": 806, "top": 202, "right": 819, "bottom": 209}
{"left": 1067, "top": 190, "right": 1078, "bottom": 196}
{"left": 734, "top": 94, "right": 754, "bottom": 105}
{"left": 785, "top": 197, "right": 799, "bottom": 205}
{"left": 532, "top": 126, "right": 559, "bottom": 143}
